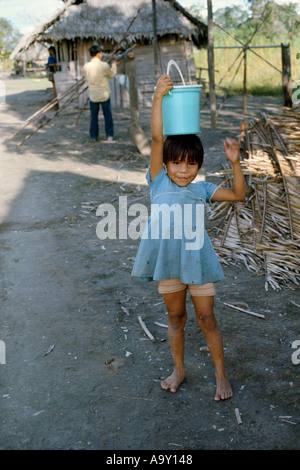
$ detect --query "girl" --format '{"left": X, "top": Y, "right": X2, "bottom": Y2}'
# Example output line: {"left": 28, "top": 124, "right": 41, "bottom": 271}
{"left": 132, "top": 75, "right": 245, "bottom": 401}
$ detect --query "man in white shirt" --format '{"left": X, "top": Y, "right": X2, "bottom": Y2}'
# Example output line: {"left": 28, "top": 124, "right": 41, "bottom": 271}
{"left": 84, "top": 45, "right": 117, "bottom": 142}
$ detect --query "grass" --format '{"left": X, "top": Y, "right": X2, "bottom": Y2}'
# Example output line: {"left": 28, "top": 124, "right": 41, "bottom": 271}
{"left": 194, "top": 35, "right": 300, "bottom": 97}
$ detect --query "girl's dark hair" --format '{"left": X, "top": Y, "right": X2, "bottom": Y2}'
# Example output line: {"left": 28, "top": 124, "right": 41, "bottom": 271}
{"left": 163, "top": 134, "right": 204, "bottom": 167}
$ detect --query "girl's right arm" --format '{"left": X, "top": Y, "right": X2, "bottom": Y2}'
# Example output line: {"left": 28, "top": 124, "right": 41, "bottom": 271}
{"left": 150, "top": 75, "right": 173, "bottom": 181}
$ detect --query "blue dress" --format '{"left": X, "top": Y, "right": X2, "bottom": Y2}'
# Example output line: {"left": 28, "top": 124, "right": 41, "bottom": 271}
{"left": 131, "top": 167, "right": 224, "bottom": 285}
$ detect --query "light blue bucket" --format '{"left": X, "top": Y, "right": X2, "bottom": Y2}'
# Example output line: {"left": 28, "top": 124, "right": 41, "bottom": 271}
{"left": 162, "top": 60, "right": 202, "bottom": 136}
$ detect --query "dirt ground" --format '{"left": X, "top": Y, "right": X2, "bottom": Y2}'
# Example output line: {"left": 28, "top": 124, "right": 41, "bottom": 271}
{"left": 0, "top": 74, "right": 299, "bottom": 451}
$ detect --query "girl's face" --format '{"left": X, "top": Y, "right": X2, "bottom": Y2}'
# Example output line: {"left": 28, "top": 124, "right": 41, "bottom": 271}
{"left": 166, "top": 156, "right": 199, "bottom": 187}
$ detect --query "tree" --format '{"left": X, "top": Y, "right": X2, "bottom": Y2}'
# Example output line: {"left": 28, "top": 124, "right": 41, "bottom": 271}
{"left": 214, "top": 5, "right": 249, "bottom": 31}
{"left": 246, "top": 0, "right": 300, "bottom": 40}
{"left": 276, "top": 2, "right": 300, "bottom": 40}
{"left": 0, "top": 18, "right": 21, "bottom": 60}
{"left": 213, "top": 5, "right": 251, "bottom": 42}
{"left": 187, "top": 4, "right": 206, "bottom": 22}
{"left": 247, "top": 0, "right": 268, "bottom": 20}
{"left": 210, "top": 1, "right": 300, "bottom": 43}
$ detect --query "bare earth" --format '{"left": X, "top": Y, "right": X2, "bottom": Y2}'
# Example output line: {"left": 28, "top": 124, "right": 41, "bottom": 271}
{"left": 0, "top": 75, "right": 299, "bottom": 451}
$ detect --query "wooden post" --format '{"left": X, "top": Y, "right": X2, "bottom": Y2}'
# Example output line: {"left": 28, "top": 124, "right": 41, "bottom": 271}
{"left": 152, "top": 0, "right": 159, "bottom": 78}
{"left": 127, "top": 53, "right": 139, "bottom": 124}
{"left": 243, "top": 47, "right": 247, "bottom": 112}
{"left": 281, "top": 43, "right": 292, "bottom": 107}
{"left": 22, "top": 60, "right": 27, "bottom": 77}
{"left": 207, "top": 0, "right": 216, "bottom": 129}
{"left": 126, "top": 54, "right": 151, "bottom": 156}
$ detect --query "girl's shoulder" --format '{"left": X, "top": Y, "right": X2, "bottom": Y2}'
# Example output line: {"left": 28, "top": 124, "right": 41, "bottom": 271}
{"left": 146, "top": 166, "right": 169, "bottom": 188}
{"left": 190, "top": 179, "right": 219, "bottom": 202}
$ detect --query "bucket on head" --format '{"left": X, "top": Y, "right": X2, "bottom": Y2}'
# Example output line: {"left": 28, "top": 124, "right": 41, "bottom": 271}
{"left": 162, "top": 60, "right": 202, "bottom": 136}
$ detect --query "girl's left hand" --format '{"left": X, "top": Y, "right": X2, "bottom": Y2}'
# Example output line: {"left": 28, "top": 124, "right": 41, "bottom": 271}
{"left": 223, "top": 138, "right": 240, "bottom": 164}
{"left": 154, "top": 75, "right": 173, "bottom": 99}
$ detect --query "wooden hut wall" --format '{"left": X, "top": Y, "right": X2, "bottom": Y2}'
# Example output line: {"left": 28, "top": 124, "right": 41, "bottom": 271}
{"left": 134, "top": 39, "right": 197, "bottom": 107}
{"left": 76, "top": 39, "right": 93, "bottom": 107}
{"left": 112, "top": 40, "right": 197, "bottom": 109}
{"left": 77, "top": 39, "right": 93, "bottom": 75}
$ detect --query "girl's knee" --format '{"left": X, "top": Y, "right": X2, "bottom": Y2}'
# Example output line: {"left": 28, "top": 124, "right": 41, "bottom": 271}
{"left": 168, "top": 309, "right": 187, "bottom": 328}
{"left": 163, "top": 290, "right": 187, "bottom": 328}
{"left": 196, "top": 311, "right": 217, "bottom": 331}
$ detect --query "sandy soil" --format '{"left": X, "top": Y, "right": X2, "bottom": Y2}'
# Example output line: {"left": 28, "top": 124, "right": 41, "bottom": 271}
{"left": 0, "top": 74, "right": 299, "bottom": 451}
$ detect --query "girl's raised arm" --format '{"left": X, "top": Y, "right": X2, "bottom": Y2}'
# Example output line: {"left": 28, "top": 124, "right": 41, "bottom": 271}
{"left": 212, "top": 138, "right": 245, "bottom": 202}
{"left": 150, "top": 75, "right": 173, "bottom": 181}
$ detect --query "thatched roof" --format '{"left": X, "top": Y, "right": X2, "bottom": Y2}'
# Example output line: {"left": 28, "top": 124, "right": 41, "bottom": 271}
{"left": 11, "top": 0, "right": 207, "bottom": 58}
{"left": 11, "top": 42, "right": 49, "bottom": 62}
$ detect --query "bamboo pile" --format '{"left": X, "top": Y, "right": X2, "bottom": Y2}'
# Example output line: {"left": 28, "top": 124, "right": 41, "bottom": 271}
{"left": 210, "top": 105, "right": 300, "bottom": 290}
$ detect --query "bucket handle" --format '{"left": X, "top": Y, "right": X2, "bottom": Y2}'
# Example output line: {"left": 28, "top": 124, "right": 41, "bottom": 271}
{"left": 166, "top": 60, "right": 186, "bottom": 86}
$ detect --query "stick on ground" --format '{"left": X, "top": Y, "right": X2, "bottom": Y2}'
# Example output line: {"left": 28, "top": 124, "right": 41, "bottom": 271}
{"left": 137, "top": 315, "right": 155, "bottom": 342}
{"left": 223, "top": 302, "right": 265, "bottom": 319}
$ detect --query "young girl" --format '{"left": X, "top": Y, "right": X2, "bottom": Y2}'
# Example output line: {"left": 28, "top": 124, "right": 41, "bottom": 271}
{"left": 132, "top": 75, "right": 245, "bottom": 401}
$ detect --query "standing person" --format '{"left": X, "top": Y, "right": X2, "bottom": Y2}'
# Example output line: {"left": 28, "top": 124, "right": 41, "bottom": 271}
{"left": 46, "top": 46, "right": 57, "bottom": 97}
{"left": 84, "top": 45, "right": 117, "bottom": 142}
{"left": 131, "top": 75, "right": 245, "bottom": 401}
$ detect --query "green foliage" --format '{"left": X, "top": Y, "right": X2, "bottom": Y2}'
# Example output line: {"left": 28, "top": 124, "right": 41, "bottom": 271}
{"left": 189, "top": 0, "right": 300, "bottom": 43}
{"left": 213, "top": 6, "right": 251, "bottom": 43}
{"left": 189, "top": 0, "right": 300, "bottom": 97}
{"left": 0, "top": 17, "right": 21, "bottom": 59}
{"left": 187, "top": 4, "right": 206, "bottom": 22}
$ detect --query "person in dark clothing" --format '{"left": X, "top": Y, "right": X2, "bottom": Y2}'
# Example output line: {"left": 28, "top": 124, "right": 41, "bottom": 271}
{"left": 46, "top": 46, "right": 57, "bottom": 97}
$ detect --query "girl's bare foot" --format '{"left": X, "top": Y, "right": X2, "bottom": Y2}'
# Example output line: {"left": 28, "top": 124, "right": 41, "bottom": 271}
{"left": 214, "top": 373, "right": 233, "bottom": 401}
{"left": 161, "top": 366, "right": 186, "bottom": 393}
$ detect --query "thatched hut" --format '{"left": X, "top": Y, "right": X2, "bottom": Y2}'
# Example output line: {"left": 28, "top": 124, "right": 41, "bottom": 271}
{"left": 11, "top": 0, "right": 207, "bottom": 107}
{"left": 11, "top": 42, "right": 49, "bottom": 76}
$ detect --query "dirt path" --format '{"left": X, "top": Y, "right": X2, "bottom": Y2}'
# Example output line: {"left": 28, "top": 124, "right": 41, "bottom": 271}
{"left": 0, "top": 75, "right": 299, "bottom": 450}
